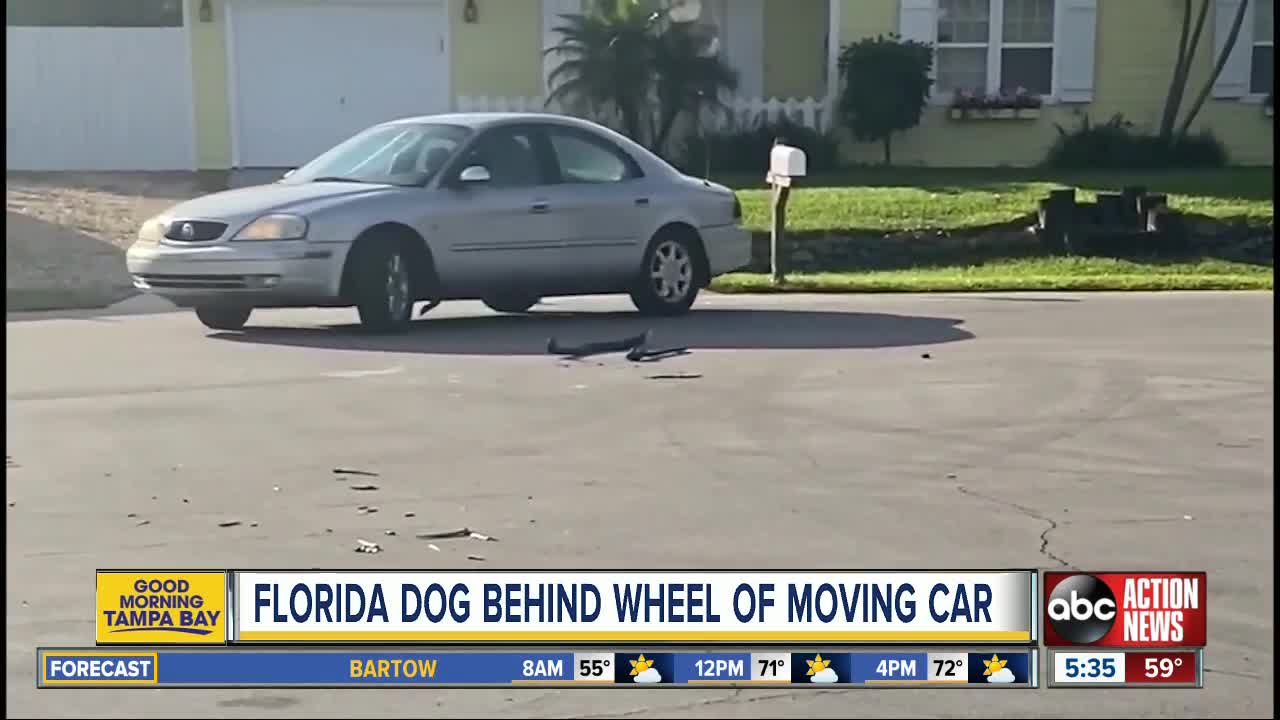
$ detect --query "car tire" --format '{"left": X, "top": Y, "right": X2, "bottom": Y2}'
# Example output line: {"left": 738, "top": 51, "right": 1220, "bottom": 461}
{"left": 350, "top": 236, "right": 415, "bottom": 333}
{"left": 195, "top": 306, "right": 252, "bottom": 331}
{"left": 482, "top": 294, "right": 540, "bottom": 314}
{"left": 630, "top": 231, "right": 701, "bottom": 316}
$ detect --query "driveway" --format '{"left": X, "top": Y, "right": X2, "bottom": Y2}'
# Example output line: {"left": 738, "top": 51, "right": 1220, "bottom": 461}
{"left": 4, "top": 171, "right": 270, "bottom": 312}
{"left": 5, "top": 292, "right": 1273, "bottom": 718}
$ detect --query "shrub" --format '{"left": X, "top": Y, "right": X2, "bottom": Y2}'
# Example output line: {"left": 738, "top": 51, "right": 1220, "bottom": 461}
{"left": 836, "top": 34, "right": 934, "bottom": 165}
{"left": 679, "top": 115, "right": 842, "bottom": 175}
{"left": 1045, "top": 113, "right": 1228, "bottom": 169}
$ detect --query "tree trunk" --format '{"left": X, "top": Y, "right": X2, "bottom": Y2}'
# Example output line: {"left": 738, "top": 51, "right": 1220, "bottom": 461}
{"left": 654, "top": 106, "right": 682, "bottom": 158}
{"left": 1178, "top": 0, "right": 1250, "bottom": 137}
{"left": 1159, "top": 0, "right": 1196, "bottom": 140}
{"left": 619, "top": 102, "right": 643, "bottom": 144}
{"left": 1173, "top": 1, "right": 1214, "bottom": 127}
{"left": 882, "top": 133, "right": 893, "bottom": 166}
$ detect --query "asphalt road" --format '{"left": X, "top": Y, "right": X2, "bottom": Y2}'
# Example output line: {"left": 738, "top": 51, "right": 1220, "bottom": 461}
{"left": 6, "top": 292, "right": 1274, "bottom": 718}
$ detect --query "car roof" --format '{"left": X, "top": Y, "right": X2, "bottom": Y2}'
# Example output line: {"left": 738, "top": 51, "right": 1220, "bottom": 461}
{"left": 383, "top": 112, "right": 604, "bottom": 132}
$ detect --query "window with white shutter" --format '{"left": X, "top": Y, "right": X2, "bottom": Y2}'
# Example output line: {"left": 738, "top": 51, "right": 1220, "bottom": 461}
{"left": 933, "top": 0, "right": 1056, "bottom": 96}
{"left": 1251, "top": 0, "right": 1273, "bottom": 96}
{"left": 1001, "top": 0, "right": 1055, "bottom": 94}
{"left": 936, "top": 0, "right": 993, "bottom": 94}
{"left": 1213, "top": 0, "right": 1253, "bottom": 98}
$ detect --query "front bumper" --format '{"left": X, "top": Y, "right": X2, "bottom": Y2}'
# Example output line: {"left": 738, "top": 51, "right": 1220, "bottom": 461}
{"left": 701, "top": 224, "right": 753, "bottom": 277}
{"left": 125, "top": 240, "right": 343, "bottom": 307}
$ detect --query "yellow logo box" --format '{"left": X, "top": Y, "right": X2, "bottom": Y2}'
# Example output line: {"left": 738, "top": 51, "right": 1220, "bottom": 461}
{"left": 96, "top": 571, "right": 227, "bottom": 645}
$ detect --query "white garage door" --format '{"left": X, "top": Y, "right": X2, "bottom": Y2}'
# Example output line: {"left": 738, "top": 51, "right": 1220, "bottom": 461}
{"left": 229, "top": 0, "right": 450, "bottom": 168}
{"left": 6, "top": 16, "right": 195, "bottom": 170}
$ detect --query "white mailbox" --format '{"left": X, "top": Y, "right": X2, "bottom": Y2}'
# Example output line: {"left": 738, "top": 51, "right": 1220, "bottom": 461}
{"left": 771, "top": 144, "right": 807, "bottom": 178}
{"left": 767, "top": 144, "right": 807, "bottom": 187}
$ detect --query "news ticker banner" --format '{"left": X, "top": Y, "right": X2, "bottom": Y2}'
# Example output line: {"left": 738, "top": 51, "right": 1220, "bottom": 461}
{"left": 95, "top": 570, "right": 1037, "bottom": 646}
{"left": 37, "top": 648, "right": 1039, "bottom": 688}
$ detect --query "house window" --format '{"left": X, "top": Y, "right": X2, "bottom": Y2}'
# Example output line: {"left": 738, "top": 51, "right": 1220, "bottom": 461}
{"left": 935, "top": 0, "right": 1055, "bottom": 96}
{"left": 1252, "top": 0, "right": 1274, "bottom": 96}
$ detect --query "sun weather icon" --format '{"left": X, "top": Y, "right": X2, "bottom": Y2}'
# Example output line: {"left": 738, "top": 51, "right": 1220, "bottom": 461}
{"left": 983, "top": 654, "right": 1016, "bottom": 684}
{"left": 806, "top": 654, "right": 838, "bottom": 684}
{"left": 630, "top": 654, "right": 662, "bottom": 684}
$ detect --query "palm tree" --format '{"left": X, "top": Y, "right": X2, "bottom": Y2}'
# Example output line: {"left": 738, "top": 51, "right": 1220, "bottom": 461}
{"left": 545, "top": 4, "right": 657, "bottom": 144}
{"left": 651, "top": 23, "right": 738, "bottom": 156}
{"left": 546, "top": 1, "right": 739, "bottom": 155}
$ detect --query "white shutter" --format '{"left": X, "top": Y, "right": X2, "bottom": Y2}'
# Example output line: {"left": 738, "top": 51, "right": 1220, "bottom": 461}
{"left": 543, "top": 0, "right": 584, "bottom": 96}
{"left": 1056, "top": 0, "right": 1098, "bottom": 103}
{"left": 899, "top": 0, "right": 937, "bottom": 44}
{"left": 720, "top": 0, "right": 765, "bottom": 97}
{"left": 1212, "top": 0, "right": 1253, "bottom": 98}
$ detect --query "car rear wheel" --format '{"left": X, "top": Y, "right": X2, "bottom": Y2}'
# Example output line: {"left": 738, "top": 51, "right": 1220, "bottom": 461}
{"left": 630, "top": 233, "right": 700, "bottom": 316}
{"left": 482, "top": 294, "right": 540, "bottom": 314}
{"left": 195, "top": 306, "right": 252, "bottom": 331}
{"left": 351, "top": 236, "right": 415, "bottom": 333}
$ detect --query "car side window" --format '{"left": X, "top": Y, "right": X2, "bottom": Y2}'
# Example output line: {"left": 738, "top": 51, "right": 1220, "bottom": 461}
{"left": 548, "top": 130, "right": 640, "bottom": 184}
{"left": 458, "top": 128, "right": 544, "bottom": 188}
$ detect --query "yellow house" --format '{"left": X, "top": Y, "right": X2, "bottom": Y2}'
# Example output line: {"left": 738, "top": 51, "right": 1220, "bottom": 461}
{"left": 4, "top": 0, "right": 1272, "bottom": 171}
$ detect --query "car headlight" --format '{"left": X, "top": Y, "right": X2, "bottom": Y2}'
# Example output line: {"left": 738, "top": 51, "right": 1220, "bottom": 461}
{"left": 233, "top": 214, "right": 309, "bottom": 241}
{"left": 136, "top": 217, "right": 169, "bottom": 244}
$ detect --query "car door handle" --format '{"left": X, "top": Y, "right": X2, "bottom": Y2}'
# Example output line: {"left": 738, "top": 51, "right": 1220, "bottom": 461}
{"left": 634, "top": 197, "right": 650, "bottom": 206}
{"left": 530, "top": 201, "right": 550, "bottom": 214}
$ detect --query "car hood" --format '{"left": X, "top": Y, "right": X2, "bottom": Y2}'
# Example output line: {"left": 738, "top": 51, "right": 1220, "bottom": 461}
{"left": 162, "top": 182, "right": 393, "bottom": 220}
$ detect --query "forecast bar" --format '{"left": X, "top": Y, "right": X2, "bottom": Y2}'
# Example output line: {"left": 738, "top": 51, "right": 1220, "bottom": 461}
{"left": 38, "top": 648, "right": 1038, "bottom": 688}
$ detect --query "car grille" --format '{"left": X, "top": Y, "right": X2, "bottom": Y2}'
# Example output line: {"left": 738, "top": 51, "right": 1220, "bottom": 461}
{"left": 133, "top": 274, "right": 250, "bottom": 290}
{"left": 163, "top": 220, "right": 228, "bottom": 242}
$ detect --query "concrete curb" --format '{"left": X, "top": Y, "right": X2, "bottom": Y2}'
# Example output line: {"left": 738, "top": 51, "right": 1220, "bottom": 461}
{"left": 6, "top": 291, "right": 180, "bottom": 322}
{"left": 104, "top": 293, "right": 179, "bottom": 314}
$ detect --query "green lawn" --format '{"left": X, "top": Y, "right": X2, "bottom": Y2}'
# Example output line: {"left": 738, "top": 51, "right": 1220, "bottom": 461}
{"left": 725, "top": 167, "right": 1274, "bottom": 232}
{"left": 711, "top": 258, "right": 1273, "bottom": 294}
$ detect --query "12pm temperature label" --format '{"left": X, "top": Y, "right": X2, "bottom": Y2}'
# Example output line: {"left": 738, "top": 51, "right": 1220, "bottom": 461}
{"left": 1049, "top": 651, "right": 1202, "bottom": 688}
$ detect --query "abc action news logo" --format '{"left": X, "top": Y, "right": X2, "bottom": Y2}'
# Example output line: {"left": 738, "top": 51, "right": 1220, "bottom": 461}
{"left": 1043, "top": 572, "right": 1207, "bottom": 648}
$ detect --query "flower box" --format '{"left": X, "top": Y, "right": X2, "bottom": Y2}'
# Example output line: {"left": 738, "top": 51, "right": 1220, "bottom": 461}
{"left": 947, "top": 107, "right": 1041, "bottom": 121}
{"left": 947, "top": 88, "right": 1044, "bottom": 121}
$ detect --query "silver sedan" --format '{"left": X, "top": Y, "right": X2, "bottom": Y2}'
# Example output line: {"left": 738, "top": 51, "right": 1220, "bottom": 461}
{"left": 126, "top": 113, "right": 751, "bottom": 332}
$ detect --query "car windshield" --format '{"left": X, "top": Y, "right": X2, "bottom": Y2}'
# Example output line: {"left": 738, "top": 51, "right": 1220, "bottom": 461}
{"left": 283, "top": 123, "right": 472, "bottom": 186}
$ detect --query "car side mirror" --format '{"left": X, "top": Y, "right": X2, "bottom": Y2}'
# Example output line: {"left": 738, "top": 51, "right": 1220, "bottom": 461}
{"left": 458, "top": 165, "right": 491, "bottom": 184}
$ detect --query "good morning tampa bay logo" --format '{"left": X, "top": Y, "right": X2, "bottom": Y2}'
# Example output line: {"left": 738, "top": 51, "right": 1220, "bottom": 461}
{"left": 102, "top": 578, "right": 222, "bottom": 636}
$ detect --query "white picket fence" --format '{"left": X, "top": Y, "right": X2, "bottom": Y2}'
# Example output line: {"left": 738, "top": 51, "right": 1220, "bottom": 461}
{"left": 455, "top": 95, "right": 834, "bottom": 135}
{"left": 714, "top": 97, "right": 834, "bottom": 133}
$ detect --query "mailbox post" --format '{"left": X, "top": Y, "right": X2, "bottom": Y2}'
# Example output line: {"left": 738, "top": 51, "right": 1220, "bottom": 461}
{"left": 766, "top": 142, "right": 807, "bottom": 285}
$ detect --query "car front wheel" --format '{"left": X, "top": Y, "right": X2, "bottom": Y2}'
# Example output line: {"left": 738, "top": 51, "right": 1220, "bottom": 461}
{"left": 630, "top": 232, "right": 700, "bottom": 316}
{"left": 351, "top": 237, "right": 415, "bottom": 333}
{"left": 195, "top": 306, "right": 252, "bottom": 331}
